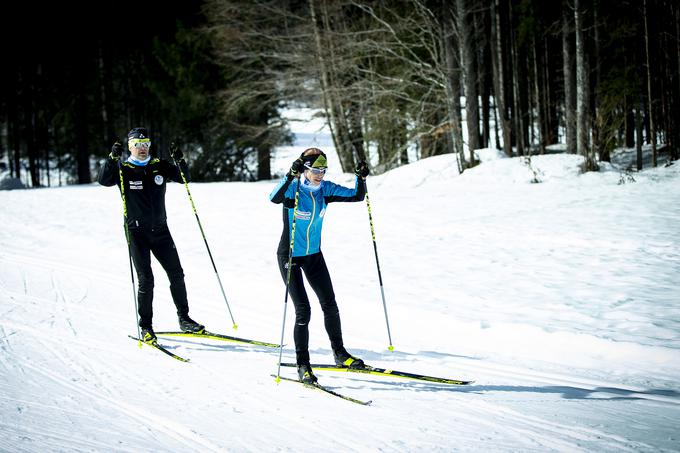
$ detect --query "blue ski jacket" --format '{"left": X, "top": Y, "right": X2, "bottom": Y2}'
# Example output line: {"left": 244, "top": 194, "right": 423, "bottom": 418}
{"left": 270, "top": 174, "right": 366, "bottom": 257}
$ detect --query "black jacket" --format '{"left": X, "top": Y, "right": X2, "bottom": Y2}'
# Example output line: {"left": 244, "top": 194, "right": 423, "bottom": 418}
{"left": 98, "top": 156, "right": 189, "bottom": 229}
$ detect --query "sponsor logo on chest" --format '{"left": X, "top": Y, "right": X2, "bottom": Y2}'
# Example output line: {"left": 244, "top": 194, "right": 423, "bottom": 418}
{"left": 295, "top": 210, "right": 311, "bottom": 221}
{"left": 129, "top": 180, "right": 143, "bottom": 190}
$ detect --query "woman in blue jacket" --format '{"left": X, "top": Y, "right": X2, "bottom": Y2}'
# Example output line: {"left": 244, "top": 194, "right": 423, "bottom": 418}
{"left": 270, "top": 148, "right": 370, "bottom": 384}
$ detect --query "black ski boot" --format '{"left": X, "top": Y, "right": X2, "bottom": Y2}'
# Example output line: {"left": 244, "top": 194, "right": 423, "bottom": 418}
{"left": 140, "top": 327, "right": 157, "bottom": 344}
{"left": 178, "top": 316, "right": 205, "bottom": 333}
{"left": 297, "top": 363, "right": 318, "bottom": 384}
{"left": 334, "top": 348, "right": 365, "bottom": 369}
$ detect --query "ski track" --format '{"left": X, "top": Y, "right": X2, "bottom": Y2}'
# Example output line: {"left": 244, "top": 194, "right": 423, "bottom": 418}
{"left": 447, "top": 397, "right": 653, "bottom": 452}
{"left": 3, "top": 280, "right": 678, "bottom": 453}
{"left": 18, "top": 348, "right": 225, "bottom": 452}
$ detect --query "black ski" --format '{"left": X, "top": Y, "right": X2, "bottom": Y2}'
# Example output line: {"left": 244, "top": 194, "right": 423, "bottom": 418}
{"left": 273, "top": 374, "right": 372, "bottom": 406}
{"left": 128, "top": 335, "right": 190, "bottom": 362}
{"left": 280, "top": 363, "right": 472, "bottom": 385}
{"left": 155, "top": 330, "right": 279, "bottom": 348}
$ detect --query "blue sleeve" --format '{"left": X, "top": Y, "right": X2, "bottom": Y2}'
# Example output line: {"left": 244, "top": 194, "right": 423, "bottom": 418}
{"left": 322, "top": 176, "right": 366, "bottom": 203}
{"left": 269, "top": 175, "right": 298, "bottom": 208}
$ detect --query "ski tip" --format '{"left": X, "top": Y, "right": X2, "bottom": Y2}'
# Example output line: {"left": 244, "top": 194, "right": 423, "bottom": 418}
{"left": 388, "top": 345, "right": 394, "bottom": 351}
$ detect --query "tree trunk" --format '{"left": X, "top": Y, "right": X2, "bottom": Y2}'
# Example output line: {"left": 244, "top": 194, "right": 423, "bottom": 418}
{"left": 574, "top": 0, "right": 593, "bottom": 169}
{"left": 643, "top": 0, "right": 657, "bottom": 166}
{"left": 442, "top": 4, "right": 465, "bottom": 171}
{"left": 673, "top": 0, "right": 680, "bottom": 160}
{"left": 562, "top": 1, "right": 576, "bottom": 154}
{"left": 257, "top": 145, "right": 271, "bottom": 180}
{"left": 625, "top": 94, "right": 635, "bottom": 147}
{"left": 8, "top": 69, "right": 21, "bottom": 180}
{"left": 491, "top": 0, "right": 512, "bottom": 156}
{"left": 458, "top": 0, "right": 480, "bottom": 164}
{"left": 509, "top": 1, "right": 524, "bottom": 156}
{"left": 21, "top": 66, "right": 40, "bottom": 187}
{"left": 592, "top": 2, "right": 608, "bottom": 162}
{"left": 532, "top": 36, "right": 545, "bottom": 154}
{"left": 636, "top": 97, "right": 643, "bottom": 170}
{"left": 98, "top": 41, "right": 115, "bottom": 145}
{"left": 543, "top": 39, "right": 557, "bottom": 145}
{"left": 480, "top": 8, "right": 492, "bottom": 149}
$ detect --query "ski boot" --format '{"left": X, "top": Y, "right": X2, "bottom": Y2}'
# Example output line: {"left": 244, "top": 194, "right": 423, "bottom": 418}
{"left": 178, "top": 316, "right": 205, "bottom": 333}
{"left": 334, "top": 348, "right": 365, "bottom": 369}
{"left": 140, "top": 327, "right": 157, "bottom": 344}
{"left": 297, "top": 363, "right": 318, "bottom": 384}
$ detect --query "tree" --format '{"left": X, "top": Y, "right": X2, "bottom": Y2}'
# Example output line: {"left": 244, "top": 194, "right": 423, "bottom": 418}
{"left": 643, "top": 0, "right": 657, "bottom": 166}
{"left": 574, "top": 0, "right": 597, "bottom": 170}
{"left": 491, "top": 0, "right": 513, "bottom": 157}
{"left": 458, "top": 0, "right": 481, "bottom": 164}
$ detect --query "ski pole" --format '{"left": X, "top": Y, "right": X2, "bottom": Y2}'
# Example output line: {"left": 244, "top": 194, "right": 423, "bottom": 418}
{"left": 275, "top": 178, "right": 301, "bottom": 383}
{"left": 363, "top": 181, "right": 394, "bottom": 351}
{"left": 171, "top": 144, "right": 238, "bottom": 330}
{"left": 117, "top": 159, "right": 142, "bottom": 346}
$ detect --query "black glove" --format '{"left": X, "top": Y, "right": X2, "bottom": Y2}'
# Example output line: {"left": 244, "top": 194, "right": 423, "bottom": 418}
{"left": 110, "top": 142, "right": 123, "bottom": 160}
{"left": 170, "top": 142, "right": 183, "bottom": 160}
{"left": 289, "top": 157, "right": 305, "bottom": 177}
{"left": 354, "top": 161, "right": 370, "bottom": 178}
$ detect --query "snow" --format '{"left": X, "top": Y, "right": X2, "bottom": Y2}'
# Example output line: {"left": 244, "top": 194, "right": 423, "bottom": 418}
{"left": 1, "top": 113, "right": 680, "bottom": 452}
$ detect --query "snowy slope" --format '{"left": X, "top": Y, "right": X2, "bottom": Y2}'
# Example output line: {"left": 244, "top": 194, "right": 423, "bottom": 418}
{"left": 1, "top": 146, "right": 680, "bottom": 452}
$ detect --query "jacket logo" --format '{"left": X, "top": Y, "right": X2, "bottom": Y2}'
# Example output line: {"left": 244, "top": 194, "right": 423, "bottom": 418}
{"left": 154, "top": 175, "right": 164, "bottom": 185}
{"left": 130, "top": 180, "right": 143, "bottom": 190}
{"left": 295, "top": 210, "right": 311, "bottom": 220}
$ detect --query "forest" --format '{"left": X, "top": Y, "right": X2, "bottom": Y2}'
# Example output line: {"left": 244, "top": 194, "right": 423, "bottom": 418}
{"left": 1, "top": 0, "right": 678, "bottom": 186}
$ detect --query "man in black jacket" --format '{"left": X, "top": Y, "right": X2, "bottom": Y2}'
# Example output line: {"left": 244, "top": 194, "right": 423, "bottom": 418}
{"left": 98, "top": 127, "right": 204, "bottom": 343}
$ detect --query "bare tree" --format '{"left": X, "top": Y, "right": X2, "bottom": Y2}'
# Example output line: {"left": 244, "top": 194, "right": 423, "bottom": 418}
{"left": 309, "top": 0, "right": 363, "bottom": 171}
{"left": 643, "top": 0, "right": 657, "bottom": 166}
{"left": 491, "top": 0, "right": 512, "bottom": 156}
{"left": 458, "top": 0, "right": 480, "bottom": 164}
{"left": 441, "top": 3, "right": 465, "bottom": 172}
{"left": 574, "top": 0, "right": 596, "bottom": 170}
{"left": 562, "top": 0, "right": 576, "bottom": 154}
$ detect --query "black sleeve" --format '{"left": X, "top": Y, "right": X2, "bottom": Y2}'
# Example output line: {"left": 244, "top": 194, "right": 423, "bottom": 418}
{"left": 355, "top": 177, "right": 367, "bottom": 201}
{"left": 97, "top": 157, "right": 120, "bottom": 187}
{"left": 164, "top": 158, "right": 189, "bottom": 183}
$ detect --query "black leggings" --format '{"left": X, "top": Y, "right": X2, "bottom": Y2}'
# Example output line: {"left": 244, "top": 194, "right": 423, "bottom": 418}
{"left": 278, "top": 252, "right": 344, "bottom": 365}
{"left": 129, "top": 225, "right": 189, "bottom": 328}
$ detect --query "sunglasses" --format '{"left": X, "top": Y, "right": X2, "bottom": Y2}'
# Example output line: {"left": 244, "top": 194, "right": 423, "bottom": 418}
{"left": 130, "top": 138, "right": 151, "bottom": 149}
{"left": 305, "top": 165, "right": 327, "bottom": 175}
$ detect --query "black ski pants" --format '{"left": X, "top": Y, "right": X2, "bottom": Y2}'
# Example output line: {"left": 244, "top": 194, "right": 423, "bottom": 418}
{"left": 128, "top": 225, "right": 189, "bottom": 329}
{"left": 277, "top": 252, "right": 345, "bottom": 365}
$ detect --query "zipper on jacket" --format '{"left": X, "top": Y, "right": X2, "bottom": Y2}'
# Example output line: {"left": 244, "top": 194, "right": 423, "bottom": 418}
{"left": 305, "top": 191, "right": 316, "bottom": 255}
